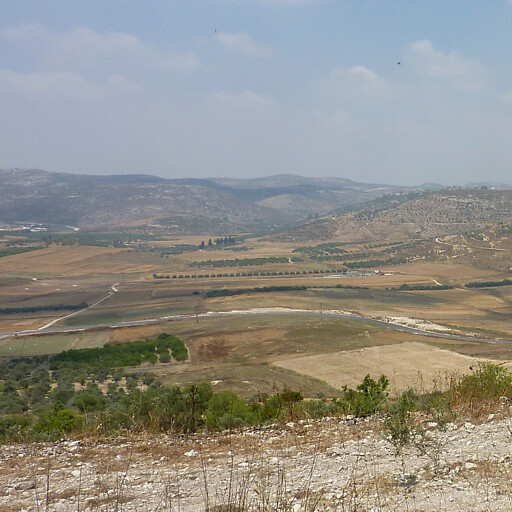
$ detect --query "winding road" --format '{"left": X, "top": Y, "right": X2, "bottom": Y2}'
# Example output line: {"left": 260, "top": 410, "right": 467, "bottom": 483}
{"left": 1, "top": 306, "right": 511, "bottom": 345}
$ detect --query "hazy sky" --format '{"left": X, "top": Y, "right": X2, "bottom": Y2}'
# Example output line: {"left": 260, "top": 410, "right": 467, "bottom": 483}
{"left": 2, "top": 1, "right": 512, "bottom": 185}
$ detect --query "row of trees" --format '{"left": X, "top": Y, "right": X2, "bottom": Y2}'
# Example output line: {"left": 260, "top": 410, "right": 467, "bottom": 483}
{"left": 465, "top": 279, "right": 512, "bottom": 288}
{"left": 153, "top": 268, "right": 344, "bottom": 279}
{"left": 190, "top": 256, "right": 301, "bottom": 268}
{"left": 206, "top": 285, "right": 307, "bottom": 297}
{"left": 199, "top": 236, "right": 237, "bottom": 248}
{"left": 0, "top": 302, "right": 87, "bottom": 315}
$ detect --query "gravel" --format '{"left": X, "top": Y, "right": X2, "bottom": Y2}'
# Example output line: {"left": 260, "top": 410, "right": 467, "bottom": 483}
{"left": 2, "top": 415, "right": 512, "bottom": 511}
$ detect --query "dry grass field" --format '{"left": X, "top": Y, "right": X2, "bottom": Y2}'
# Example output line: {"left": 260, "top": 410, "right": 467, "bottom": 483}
{"left": 0, "top": 245, "right": 157, "bottom": 276}
{"left": 0, "top": 330, "right": 109, "bottom": 358}
{"left": 274, "top": 341, "right": 490, "bottom": 395}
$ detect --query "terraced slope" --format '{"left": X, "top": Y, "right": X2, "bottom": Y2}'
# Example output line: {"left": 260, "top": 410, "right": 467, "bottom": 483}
{"left": 275, "top": 189, "right": 512, "bottom": 242}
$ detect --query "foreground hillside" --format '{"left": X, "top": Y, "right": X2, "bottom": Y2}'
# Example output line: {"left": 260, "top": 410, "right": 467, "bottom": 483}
{"left": 2, "top": 337, "right": 512, "bottom": 512}
{"left": 3, "top": 413, "right": 512, "bottom": 512}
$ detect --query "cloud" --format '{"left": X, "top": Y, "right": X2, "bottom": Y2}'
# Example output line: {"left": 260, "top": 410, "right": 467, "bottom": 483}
{"left": 214, "top": 32, "right": 271, "bottom": 56}
{"left": 0, "top": 70, "right": 99, "bottom": 101}
{"left": 1, "top": 24, "right": 198, "bottom": 73}
{"left": 2, "top": 24, "right": 139, "bottom": 50}
{"left": 408, "top": 39, "right": 486, "bottom": 91}
{"left": 321, "top": 65, "right": 395, "bottom": 103}
{"left": 348, "top": 65, "right": 379, "bottom": 82}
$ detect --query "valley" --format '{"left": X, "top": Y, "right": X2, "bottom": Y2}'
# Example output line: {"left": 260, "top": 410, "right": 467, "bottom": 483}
{"left": 2, "top": 179, "right": 512, "bottom": 397}
{"left": 3, "top": 171, "right": 512, "bottom": 511}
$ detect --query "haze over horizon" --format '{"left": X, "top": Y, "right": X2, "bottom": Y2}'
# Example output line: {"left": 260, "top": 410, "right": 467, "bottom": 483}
{"left": 2, "top": 1, "right": 512, "bottom": 186}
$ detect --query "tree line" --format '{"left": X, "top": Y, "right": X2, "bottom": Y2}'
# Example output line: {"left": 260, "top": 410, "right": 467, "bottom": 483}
{"left": 0, "top": 302, "right": 88, "bottom": 315}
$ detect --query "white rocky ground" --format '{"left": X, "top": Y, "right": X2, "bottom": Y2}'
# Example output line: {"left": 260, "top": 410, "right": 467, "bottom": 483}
{"left": 4, "top": 412, "right": 512, "bottom": 512}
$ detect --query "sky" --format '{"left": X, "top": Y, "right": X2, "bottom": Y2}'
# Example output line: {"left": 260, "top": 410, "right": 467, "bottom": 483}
{"left": 1, "top": 1, "right": 512, "bottom": 186}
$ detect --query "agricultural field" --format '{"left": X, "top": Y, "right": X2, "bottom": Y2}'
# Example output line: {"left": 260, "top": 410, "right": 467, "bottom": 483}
{"left": 1, "top": 222, "right": 512, "bottom": 402}
{"left": 3, "top": 198, "right": 512, "bottom": 512}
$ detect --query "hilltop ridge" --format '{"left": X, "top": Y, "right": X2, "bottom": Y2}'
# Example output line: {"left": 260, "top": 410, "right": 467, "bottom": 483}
{"left": 274, "top": 188, "right": 512, "bottom": 242}
{"left": 0, "top": 169, "right": 412, "bottom": 233}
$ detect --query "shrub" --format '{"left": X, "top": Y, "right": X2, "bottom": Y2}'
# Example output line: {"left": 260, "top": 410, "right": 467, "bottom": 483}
{"left": 0, "top": 414, "right": 30, "bottom": 442}
{"left": 449, "top": 363, "right": 512, "bottom": 415}
{"left": 159, "top": 351, "right": 171, "bottom": 363}
{"left": 300, "top": 398, "right": 344, "bottom": 419}
{"left": 385, "top": 389, "right": 418, "bottom": 448}
{"left": 341, "top": 374, "right": 389, "bottom": 417}
{"left": 33, "top": 408, "right": 83, "bottom": 439}
{"left": 73, "top": 391, "right": 107, "bottom": 412}
{"left": 206, "top": 391, "right": 251, "bottom": 430}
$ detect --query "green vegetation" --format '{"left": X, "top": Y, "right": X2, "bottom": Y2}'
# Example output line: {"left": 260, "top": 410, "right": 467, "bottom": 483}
{"left": 0, "top": 245, "right": 45, "bottom": 258}
{"left": 384, "top": 389, "right": 453, "bottom": 449}
{"left": 334, "top": 284, "right": 369, "bottom": 290}
{"left": 467, "top": 232, "right": 485, "bottom": 241}
{"left": 341, "top": 374, "right": 389, "bottom": 417}
{"left": 51, "top": 333, "right": 188, "bottom": 369}
{"left": 154, "top": 268, "right": 344, "bottom": 279}
{"left": 38, "top": 233, "right": 130, "bottom": 248}
{"left": 344, "top": 257, "right": 407, "bottom": 269}
{"left": 206, "top": 285, "right": 307, "bottom": 298}
{"left": 1, "top": 327, "right": 511, "bottom": 447}
{"left": 389, "top": 283, "right": 454, "bottom": 291}
{"left": 190, "top": 256, "right": 303, "bottom": 268}
{"left": 293, "top": 243, "right": 348, "bottom": 260}
{"left": 0, "top": 302, "right": 87, "bottom": 315}
{"left": 0, "top": 333, "right": 189, "bottom": 441}
{"left": 465, "top": 279, "right": 512, "bottom": 288}
{"left": 0, "top": 332, "right": 343, "bottom": 442}
{"left": 384, "top": 363, "right": 512, "bottom": 450}
{"left": 448, "top": 362, "right": 512, "bottom": 406}
{"left": 155, "top": 244, "right": 199, "bottom": 255}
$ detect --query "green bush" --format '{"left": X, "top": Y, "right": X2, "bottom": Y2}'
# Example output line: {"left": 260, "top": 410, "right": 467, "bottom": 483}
{"left": 33, "top": 408, "right": 83, "bottom": 439}
{"left": 206, "top": 391, "right": 251, "bottom": 430}
{"left": 206, "top": 285, "right": 307, "bottom": 298}
{"left": 159, "top": 351, "right": 171, "bottom": 363}
{"left": 341, "top": 374, "right": 389, "bottom": 417}
{"left": 73, "top": 390, "right": 107, "bottom": 412}
{"left": 0, "top": 414, "right": 30, "bottom": 442}
{"left": 385, "top": 389, "right": 418, "bottom": 448}
{"left": 299, "top": 398, "right": 344, "bottom": 419}
{"left": 169, "top": 338, "right": 188, "bottom": 361}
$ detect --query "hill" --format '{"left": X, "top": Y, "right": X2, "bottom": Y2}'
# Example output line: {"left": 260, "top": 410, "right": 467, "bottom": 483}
{"left": 274, "top": 189, "right": 512, "bottom": 242}
{"left": 0, "top": 169, "right": 412, "bottom": 234}
{"left": 0, "top": 169, "right": 288, "bottom": 234}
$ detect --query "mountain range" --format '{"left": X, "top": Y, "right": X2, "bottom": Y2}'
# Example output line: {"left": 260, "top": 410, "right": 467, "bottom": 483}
{"left": 0, "top": 169, "right": 414, "bottom": 233}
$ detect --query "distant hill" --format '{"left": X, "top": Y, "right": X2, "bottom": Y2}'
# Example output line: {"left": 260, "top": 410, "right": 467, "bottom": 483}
{"left": 273, "top": 189, "right": 512, "bottom": 242}
{"left": 0, "top": 169, "right": 413, "bottom": 234}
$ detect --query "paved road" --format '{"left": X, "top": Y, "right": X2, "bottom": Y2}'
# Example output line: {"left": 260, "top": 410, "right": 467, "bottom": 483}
{"left": 1, "top": 307, "right": 510, "bottom": 345}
